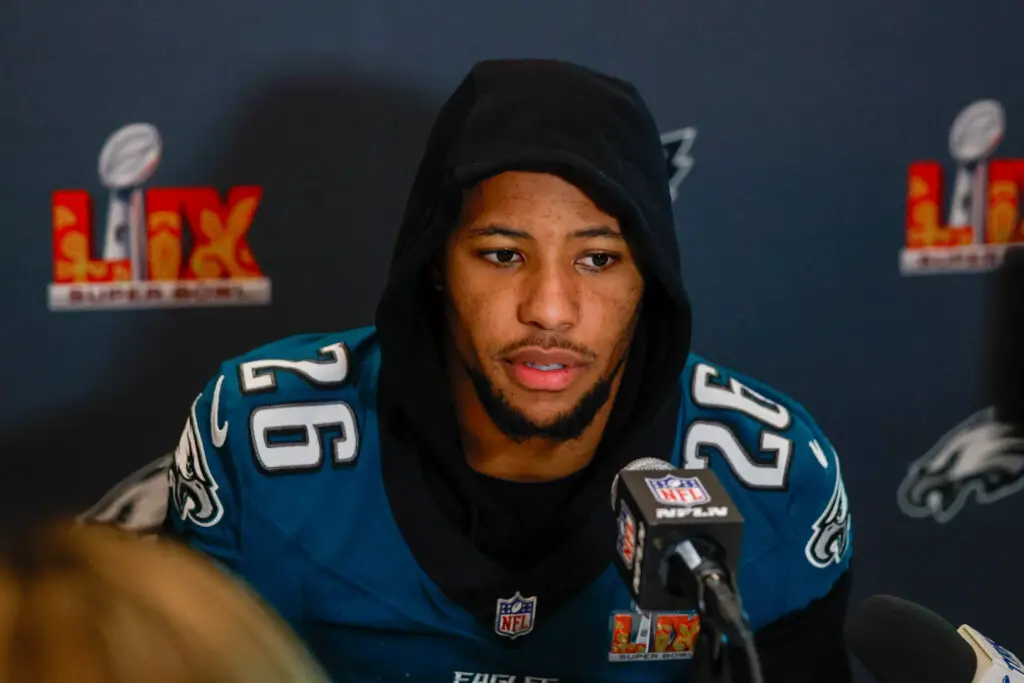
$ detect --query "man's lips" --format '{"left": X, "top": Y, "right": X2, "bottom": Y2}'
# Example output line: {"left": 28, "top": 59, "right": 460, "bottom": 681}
{"left": 503, "top": 348, "right": 589, "bottom": 368}
{"left": 502, "top": 348, "right": 592, "bottom": 392}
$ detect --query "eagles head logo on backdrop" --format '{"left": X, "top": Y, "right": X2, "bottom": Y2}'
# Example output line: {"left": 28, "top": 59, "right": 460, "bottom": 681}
{"left": 77, "top": 454, "right": 172, "bottom": 533}
{"left": 898, "top": 407, "right": 1024, "bottom": 523}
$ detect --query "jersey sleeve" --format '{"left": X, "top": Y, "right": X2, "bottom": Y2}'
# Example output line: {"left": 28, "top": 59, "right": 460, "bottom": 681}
{"left": 769, "top": 403, "right": 853, "bottom": 621}
{"left": 682, "top": 358, "right": 853, "bottom": 629}
{"left": 166, "top": 368, "right": 243, "bottom": 569}
{"left": 746, "top": 405, "right": 854, "bottom": 682}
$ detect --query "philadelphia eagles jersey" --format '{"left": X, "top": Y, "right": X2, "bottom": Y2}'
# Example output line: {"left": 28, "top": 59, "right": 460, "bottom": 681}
{"left": 165, "top": 327, "right": 851, "bottom": 683}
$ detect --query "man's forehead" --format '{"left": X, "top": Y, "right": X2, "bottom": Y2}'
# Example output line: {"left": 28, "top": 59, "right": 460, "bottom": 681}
{"left": 464, "top": 171, "right": 599, "bottom": 205}
{"left": 458, "top": 171, "right": 619, "bottom": 227}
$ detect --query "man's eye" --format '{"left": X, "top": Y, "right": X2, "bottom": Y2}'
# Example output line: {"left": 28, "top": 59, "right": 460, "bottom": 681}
{"left": 481, "top": 250, "right": 523, "bottom": 265}
{"left": 578, "top": 253, "right": 618, "bottom": 270}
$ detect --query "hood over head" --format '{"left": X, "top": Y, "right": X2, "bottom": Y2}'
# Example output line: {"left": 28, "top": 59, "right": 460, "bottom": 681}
{"left": 377, "top": 57, "right": 691, "bottom": 432}
{"left": 374, "top": 59, "right": 692, "bottom": 574}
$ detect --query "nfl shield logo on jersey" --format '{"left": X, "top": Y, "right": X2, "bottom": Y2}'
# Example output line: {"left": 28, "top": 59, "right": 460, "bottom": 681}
{"left": 495, "top": 591, "right": 537, "bottom": 640}
{"left": 645, "top": 475, "right": 711, "bottom": 507}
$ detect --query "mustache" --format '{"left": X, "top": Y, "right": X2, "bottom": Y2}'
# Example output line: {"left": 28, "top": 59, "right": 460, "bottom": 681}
{"left": 495, "top": 336, "right": 598, "bottom": 362}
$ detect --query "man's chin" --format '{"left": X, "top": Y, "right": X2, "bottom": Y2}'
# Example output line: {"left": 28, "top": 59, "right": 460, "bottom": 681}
{"left": 499, "top": 375, "right": 576, "bottom": 400}
{"left": 508, "top": 409, "right": 574, "bottom": 433}
{"left": 469, "top": 366, "right": 616, "bottom": 444}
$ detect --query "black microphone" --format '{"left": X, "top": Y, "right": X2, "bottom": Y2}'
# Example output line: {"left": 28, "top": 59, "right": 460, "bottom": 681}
{"left": 992, "top": 247, "right": 1024, "bottom": 430}
{"left": 847, "top": 594, "right": 1024, "bottom": 683}
{"left": 610, "top": 459, "right": 760, "bottom": 683}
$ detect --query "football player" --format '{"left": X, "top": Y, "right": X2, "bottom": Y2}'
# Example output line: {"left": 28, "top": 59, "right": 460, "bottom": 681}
{"left": 91, "top": 59, "right": 853, "bottom": 683}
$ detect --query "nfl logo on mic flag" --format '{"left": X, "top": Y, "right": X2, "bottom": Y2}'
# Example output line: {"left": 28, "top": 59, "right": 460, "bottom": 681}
{"left": 645, "top": 475, "right": 710, "bottom": 506}
{"left": 495, "top": 592, "right": 537, "bottom": 640}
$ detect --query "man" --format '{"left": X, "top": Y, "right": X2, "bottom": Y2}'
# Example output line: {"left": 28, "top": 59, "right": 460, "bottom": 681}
{"left": 89, "top": 59, "right": 852, "bottom": 683}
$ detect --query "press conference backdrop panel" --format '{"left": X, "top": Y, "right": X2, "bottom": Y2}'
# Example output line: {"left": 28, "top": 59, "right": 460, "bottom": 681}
{"left": 2, "top": 0, "right": 1021, "bottom": 673}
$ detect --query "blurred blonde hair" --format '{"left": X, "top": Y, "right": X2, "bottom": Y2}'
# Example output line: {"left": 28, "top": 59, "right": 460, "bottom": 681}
{"left": 0, "top": 521, "right": 330, "bottom": 683}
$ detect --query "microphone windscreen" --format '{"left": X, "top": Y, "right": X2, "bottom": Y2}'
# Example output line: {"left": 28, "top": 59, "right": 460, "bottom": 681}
{"left": 609, "top": 458, "right": 673, "bottom": 510}
{"left": 846, "top": 595, "right": 977, "bottom": 683}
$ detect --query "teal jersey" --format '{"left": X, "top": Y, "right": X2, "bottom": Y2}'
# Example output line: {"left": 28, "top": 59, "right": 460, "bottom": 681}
{"left": 166, "top": 327, "right": 851, "bottom": 683}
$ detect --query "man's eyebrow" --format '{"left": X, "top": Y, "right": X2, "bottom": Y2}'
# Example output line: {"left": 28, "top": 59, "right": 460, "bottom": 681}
{"left": 468, "top": 225, "right": 532, "bottom": 239}
{"left": 570, "top": 226, "right": 623, "bottom": 240}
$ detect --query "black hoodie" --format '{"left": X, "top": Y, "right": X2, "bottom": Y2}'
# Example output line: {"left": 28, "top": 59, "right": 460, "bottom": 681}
{"left": 375, "top": 59, "right": 693, "bottom": 634}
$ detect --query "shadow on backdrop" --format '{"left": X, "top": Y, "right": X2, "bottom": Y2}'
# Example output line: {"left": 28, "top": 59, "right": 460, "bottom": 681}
{"left": 0, "top": 65, "right": 441, "bottom": 529}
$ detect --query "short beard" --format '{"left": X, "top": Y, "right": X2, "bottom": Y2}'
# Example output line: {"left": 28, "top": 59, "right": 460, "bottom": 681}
{"left": 465, "top": 354, "right": 626, "bottom": 444}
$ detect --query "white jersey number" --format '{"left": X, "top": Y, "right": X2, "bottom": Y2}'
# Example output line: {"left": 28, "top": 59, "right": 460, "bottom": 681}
{"left": 239, "top": 342, "right": 350, "bottom": 392}
{"left": 238, "top": 342, "right": 359, "bottom": 472}
{"left": 684, "top": 364, "right": 793, "bottom": 490}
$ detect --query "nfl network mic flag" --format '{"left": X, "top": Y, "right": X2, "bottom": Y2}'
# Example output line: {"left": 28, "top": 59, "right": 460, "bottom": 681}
{"left": 612, "top": 468, "right": 744, "bottom": 612}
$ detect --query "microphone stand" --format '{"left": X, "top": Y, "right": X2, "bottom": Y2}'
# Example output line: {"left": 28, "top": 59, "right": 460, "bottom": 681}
{"left": 692, "top": 622, "right": 735, "bottom": 683}
{"left": 663, "top": 542, "right": 760, "bottom": 683}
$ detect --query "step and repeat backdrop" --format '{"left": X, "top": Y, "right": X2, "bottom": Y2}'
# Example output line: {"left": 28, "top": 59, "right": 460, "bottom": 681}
{"left": 2, "top": 0, "right": 1022, "bottom": 667}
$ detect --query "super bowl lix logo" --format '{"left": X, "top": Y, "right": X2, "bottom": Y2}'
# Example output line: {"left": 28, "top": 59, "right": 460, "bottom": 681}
{"left": 49, "top": 123, "right": 271, "bottom": 310}
{"left": 609, "top": 611, "right": 700, "bottom": 662}
{"left": 901, "top": 100, "right": 1024, "bottom": 275}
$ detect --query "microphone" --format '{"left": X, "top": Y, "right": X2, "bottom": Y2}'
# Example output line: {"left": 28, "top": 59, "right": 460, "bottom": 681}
{"left": 847, "top": 594, "right": 1024, "bottom": 683}
{"left": 610, "top": 459, "right": 760, "bottom": 683}
{"left": 992, "top": 247, "right": 1024, "bottom": 430}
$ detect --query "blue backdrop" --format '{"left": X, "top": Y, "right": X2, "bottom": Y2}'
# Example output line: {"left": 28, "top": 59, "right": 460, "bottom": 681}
{"left": 3, "top": 0, "right": 1022, "bottom": 674}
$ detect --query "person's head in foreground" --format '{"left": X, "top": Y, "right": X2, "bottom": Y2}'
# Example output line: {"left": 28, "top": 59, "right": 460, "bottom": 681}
{"left": 0, "top": 522, "right": 330, "bottom": 683}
